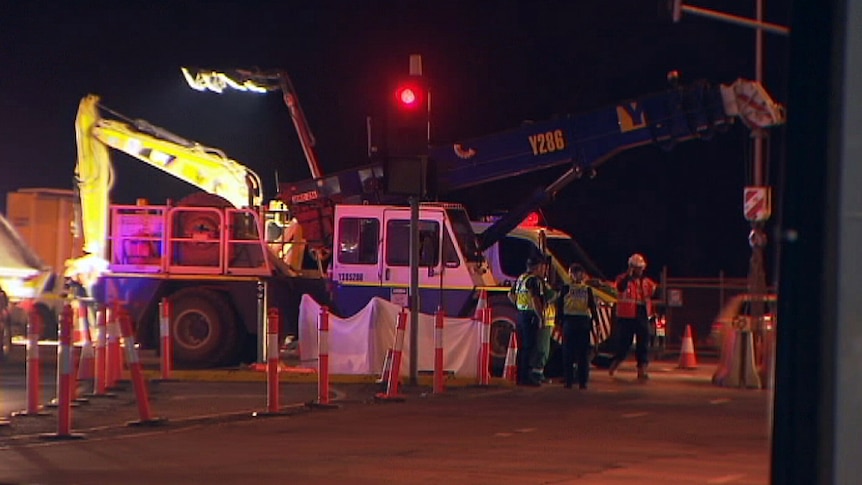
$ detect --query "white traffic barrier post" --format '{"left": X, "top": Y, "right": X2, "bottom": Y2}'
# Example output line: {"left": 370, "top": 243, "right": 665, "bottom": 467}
{"left": 118, "top": 306, "right": 164, "bottom": 426}
{"left": 40, "top": 305, "right": 84, "bottom": 440}
{"left": 434, "top": 307, "right": 445, "bottom": 394}
{"left": 158, "top": 298, "right": 173, "bottom": 380}
{"left": 375, "top": 309, "right": 408, "bottom": 401}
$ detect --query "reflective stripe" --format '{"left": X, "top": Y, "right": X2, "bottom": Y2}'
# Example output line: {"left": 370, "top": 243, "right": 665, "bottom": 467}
{"left": 514, "top": 274, "right": 537, "bottom": 311}
{"left": 563, "top": 283, "right": 592, "bottom": 316}
{"left": 124, "top": 337, "right": 139, "bottom": 364}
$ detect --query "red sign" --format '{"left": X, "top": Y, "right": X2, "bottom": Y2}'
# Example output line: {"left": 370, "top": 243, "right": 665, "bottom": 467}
{"left": 744, "top": 187, "right": 771, "bottom": 222}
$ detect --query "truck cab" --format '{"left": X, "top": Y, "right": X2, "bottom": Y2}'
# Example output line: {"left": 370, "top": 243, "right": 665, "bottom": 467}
{"left": 329, "top": 203, "right": 496, "bottom": 319}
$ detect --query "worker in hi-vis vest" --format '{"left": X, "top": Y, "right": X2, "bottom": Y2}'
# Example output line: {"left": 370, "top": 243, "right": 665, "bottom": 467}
{"left": 508, "top": 255, "right": 547, "bottom": 386}
{"left": 561, "top": 263, "right": 599, "bottom": 389}
{"left": 609, "top": 253, "right": 657, "bottom": 381}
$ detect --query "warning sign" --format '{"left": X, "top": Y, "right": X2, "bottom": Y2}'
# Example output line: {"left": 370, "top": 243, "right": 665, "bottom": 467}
{"left": 744, "top": 186, "right": 771, "bottom": 222}
{"left": 668, "top": 289, "right": 683, "bottom": 307}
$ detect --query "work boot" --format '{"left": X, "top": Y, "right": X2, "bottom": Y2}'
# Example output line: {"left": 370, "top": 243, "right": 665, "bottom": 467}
{"left": 608, "top": 360, "right": 620, "bottom": 377}
{"left": 637, "top": 365, "right": 649, "bottom": 382}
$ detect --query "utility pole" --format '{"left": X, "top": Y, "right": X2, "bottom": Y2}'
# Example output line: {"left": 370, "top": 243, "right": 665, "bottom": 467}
{"left": 673, "top": 0, "right": 788, "bottom": 389}
{"left": 747, "top": 0, "right": 770, "bottom": 387}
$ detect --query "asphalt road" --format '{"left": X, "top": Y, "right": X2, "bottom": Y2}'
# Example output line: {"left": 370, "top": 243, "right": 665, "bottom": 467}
{"left": 0, "top": 354, "right": 772, "bottom": 485}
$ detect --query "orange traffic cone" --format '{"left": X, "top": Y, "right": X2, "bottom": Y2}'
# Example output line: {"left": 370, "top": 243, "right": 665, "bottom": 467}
{"left": 678, "top": 324, "right": 698, "bottom": 370}
{"left": 503, "top": 331, "right": 518, "bottom": 383}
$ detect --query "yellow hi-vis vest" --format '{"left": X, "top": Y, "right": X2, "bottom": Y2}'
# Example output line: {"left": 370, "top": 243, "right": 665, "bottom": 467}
{"left": 514, "top": 273, "right": 539, "bottom": 311}
{"left": 563, "top": 283, "right": 592, "bottom": 316}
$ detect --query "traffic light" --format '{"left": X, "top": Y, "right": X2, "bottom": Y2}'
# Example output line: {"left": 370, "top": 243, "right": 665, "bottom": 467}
{"left": 385, "top": 75, "right": 430, "bottom": 196}
{"left": 386, "top": 76, "right": 428, "bottom": 159}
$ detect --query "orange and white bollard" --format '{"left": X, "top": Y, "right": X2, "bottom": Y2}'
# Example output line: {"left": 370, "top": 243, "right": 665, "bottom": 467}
{"left": 311, "top": 306, "right": 337, "bottom": 408}
{"left": 267, "top": 307, "right": 280, "bottom": 413}
{"left": 375, "top": 309, "right": 408, "bottom": 401}
{"left": 476, "top": 292, "right": 491, "bottom": 386}
{"left": 253, "top": 307, "right": 285, "bottom": 417}
{"left": 76, "top": 301, "right": 95, "bottom": 388}
{"left": 12, "top": 307, "right": 47, "bottom": 417}
{"left": 40, "top": 305, "right": 84, "bottom": 440}
{"left": 433, "top": 307, "right": 445, "bottom": 394}
{"left": 118, "top": 306, "right": 163, "bottom": 426}
{"left": 317, "top": 307, "right": 329, "bottom": 405}
{"left": 158, "top": 298, "right": 173, "bottom": 380}
{"left": 106, "top": 305, "right": 123, "bottom": 390}
{"left": 90, "top": 305, "right": 114, "bottom": 397}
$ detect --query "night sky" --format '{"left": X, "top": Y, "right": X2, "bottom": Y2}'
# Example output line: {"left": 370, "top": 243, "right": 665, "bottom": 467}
{"left": 0, "top": 0, "right": 790, "bottom": 279}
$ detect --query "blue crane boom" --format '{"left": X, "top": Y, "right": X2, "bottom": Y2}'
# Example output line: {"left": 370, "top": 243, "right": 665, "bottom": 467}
{"left": 279, "top": 76, "right": 784, "bottom": 253}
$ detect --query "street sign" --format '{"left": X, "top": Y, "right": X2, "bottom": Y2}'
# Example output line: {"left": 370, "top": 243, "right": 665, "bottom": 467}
{"left": 744, "top": 186, "right": 772, "bottom": 222}
{"left": 668, "top": 289, "right": 683, "bottom": 307}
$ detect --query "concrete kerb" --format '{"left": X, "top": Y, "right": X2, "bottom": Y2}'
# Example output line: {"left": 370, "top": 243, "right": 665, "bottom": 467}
{"left": 135, "top": 369, "right": 515, "bottom": 387}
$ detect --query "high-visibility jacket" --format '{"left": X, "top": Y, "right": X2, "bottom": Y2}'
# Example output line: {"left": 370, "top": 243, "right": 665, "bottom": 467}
{"left": 614, "top": 273, "right": 657, "bottom": 319}
{"left": 563, "top": 283, "right": 594, "bottom": 317}
{"left": 513, "top": 273, "right": 541, "bottom": 311}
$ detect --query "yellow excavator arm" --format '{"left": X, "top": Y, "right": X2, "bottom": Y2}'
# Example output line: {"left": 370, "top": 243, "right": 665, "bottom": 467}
{"left": 69, "top": 95, "right": 265, "bottom": 284}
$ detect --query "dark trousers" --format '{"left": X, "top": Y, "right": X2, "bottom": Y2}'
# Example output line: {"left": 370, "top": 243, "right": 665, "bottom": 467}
{"left": 612, "top": 306, "right": 650, "bottom": 367}
{"left": 516, "top": 310, "right": 540, "bottom": 385}
{"left": 562, "top": 314, "right": 592, "bottom": 387}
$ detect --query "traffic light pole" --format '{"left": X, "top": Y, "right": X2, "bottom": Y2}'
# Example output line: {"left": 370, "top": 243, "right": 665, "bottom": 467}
{"left": 674, "top": 2, "right": 787, "bottom": 390}
{"left": 409, "top": 196, "right": 420, "bottom": 386}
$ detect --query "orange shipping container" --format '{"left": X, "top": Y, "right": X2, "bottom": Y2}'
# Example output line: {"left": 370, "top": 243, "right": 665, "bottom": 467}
{"left": 5, "top": 188, "right": 83, "bottom": 276}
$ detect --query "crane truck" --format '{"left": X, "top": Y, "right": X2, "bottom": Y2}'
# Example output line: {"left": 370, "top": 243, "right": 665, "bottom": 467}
{"left": 68, "top": 75, "right": 784, "bottom": 371}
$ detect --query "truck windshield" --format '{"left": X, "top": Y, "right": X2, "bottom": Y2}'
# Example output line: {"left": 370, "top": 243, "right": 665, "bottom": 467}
{"left": 546, "top": 237, "right": 605, "bottom": 280}
{"left": 445, "top": 208, "right": 483, "bottom": 263}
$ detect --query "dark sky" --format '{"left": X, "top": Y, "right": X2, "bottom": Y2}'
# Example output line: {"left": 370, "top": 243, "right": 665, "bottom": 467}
{"left": 0, "top": 0, "right": 790, "bottom": 278}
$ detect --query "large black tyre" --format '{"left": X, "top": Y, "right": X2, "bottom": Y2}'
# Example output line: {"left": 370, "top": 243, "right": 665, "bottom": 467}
{"left": 169, "top": 288, "right": 239, "bottom": 367}
{"left": 488, "top": 296, "right": 518, "bottom": 378}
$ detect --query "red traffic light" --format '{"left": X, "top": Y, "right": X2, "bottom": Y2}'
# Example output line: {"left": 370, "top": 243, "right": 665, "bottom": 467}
{"left": 394, "top": 82, "right": 425, "bottom": 109}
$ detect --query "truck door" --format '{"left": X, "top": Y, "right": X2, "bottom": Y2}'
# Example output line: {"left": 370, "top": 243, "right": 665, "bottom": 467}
{"left": 331, "top": 208, "right": 383, "bottom": 286}
{"left": 382, "top": 208, "right": 445, "bottom": 290}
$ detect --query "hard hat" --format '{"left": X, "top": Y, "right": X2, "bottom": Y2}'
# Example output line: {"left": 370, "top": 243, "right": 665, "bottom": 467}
{"left": 628, "top": 253, "right": 647, "bottom": 269}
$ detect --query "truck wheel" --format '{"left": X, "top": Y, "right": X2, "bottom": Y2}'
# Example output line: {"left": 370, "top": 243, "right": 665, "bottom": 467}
{"left": 169, "top": 289, "right": 238, "bottom": 367}
{"left": 488, "top": 297, "right": 518, "bottom": 378}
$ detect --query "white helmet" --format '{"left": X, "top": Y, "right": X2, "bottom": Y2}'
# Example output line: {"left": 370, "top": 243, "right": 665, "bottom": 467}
{"left": 628, "top": 253, "right": 647, "bottom": 269}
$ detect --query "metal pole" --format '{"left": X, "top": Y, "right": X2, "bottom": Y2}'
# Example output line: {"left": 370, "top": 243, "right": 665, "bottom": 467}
{"left": 746, "top": 0, "right": 769, "bottom": 388}
{"left": 409, "top": 197, "right": 420, "bottom": 386}
{"left": 257, "top": 280, "right": 267, "bottom": 364}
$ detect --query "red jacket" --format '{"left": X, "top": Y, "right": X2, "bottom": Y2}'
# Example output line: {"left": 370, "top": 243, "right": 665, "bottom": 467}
{"left": 615, "top": 273, "right": 657, "bottom": 319}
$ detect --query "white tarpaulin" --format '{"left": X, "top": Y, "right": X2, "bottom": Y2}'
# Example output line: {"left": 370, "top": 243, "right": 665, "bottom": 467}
{"left": 298, "top": 294, "right": 481, "bottom": 378}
